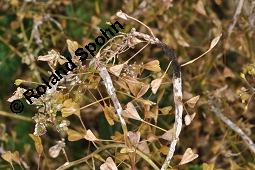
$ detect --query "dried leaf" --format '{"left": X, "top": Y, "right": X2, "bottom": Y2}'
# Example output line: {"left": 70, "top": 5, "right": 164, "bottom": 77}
{"left": 202, "top": 163, "right": 215, "bottom": 170}
{"left": 67, "top": 129, "right": 83, "bottom": 141}
{"left": 29, "top": 134, "right": 43, "bottom": 155}
{"left": 179, "top": 148, "right": 199, "bottom": 165}
{"left": 128, "top": 131, "right": 140, "bottom": 146}
{"left": 144, "top": 60, "right": 161, "bottom": 72}
{"left": 184, "top": 112, "right": 196, "bottom": 126}
{"left": 120, "top": 147, "right": 135, "bottom": 153}
{"left": 103, "top": 106, "right": 117, "bottom": 126}
{"left": 124, "top": 77, "right": 144, "bottom": 96}
{"left": 209, "top": 34, "right": 222, "bottom": 50}
{"left": 100, "top": 157, "right": 118, "bottom": 170}
{"left": 115, "top": 79, "right": 129, "bottom": 91}
{"left": 137, "top": 98, "right": 156, "bottom": 106}
{"left": 160, "top": 145, "right": 169, "bottom": 155}
{"left": 38, "top": 49, "right": 66, "bottom": 65}
{"left": 84, "top": 129, "right": 98, "bottom": 141}
{"left": 151, "top": 78, "right": 162, "bottom": 94}
{"left": 160, "top": 129, "right": 173, "bottom": 141}
{"left": 7, "top": 87, "right": 26, "bottom": 102}
{"left": 194, "top": 0, "right": 207, "bottom": 16}
{"left": 1, "top": 151, "right": 13, "bottom": 164}
{"left": 122, "top": 102, "right": 141, "bottom": 120}
{"left": 137, "top": 142, "right": 150, "bottom": 154}
{"left": 181, "top": 34, "right": 222, "bottom": 67}
{"left": 186, "top": 95, "right": 200, "bottom": 108}
{"left": 159, "top": 106, "right": 172, "bottom": 115}
{"left": 116, "top": 10, "right": 128, "bottom": 20}
{"left": 137, "top": 84, "right": 150, "bottom": 98}
{"left": 49, "top": 144, "right": 62, "bottom": 158}
{"left": 49, "top": 140, "right": 65, "bottom": 158}
{"left": 11, "top": 151, "right": 20, "bottom": 165}
{"left": 110, "top": 64, "right": 124, "bottom": 77}
{"left": 61, "top": 99, "right": 80, "bottom": 117}
{"left": 66, "top": 39, "right": 79, "bottom": 57}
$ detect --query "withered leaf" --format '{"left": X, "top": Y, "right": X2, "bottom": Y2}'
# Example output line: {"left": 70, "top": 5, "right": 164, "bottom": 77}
{"left": 110, "top": 64, "right": 124, "bottom": 77}
{"left": 186, "top": 95, "right": 200, "bottom": 108}
{"left": 179, "top": 148, "right": 198, "bottom": 165}
{"left": 122, "top": 102, "right": 141, "bottom": 120}
{"left": 103, "top": 106, "right": 117, "bottom": 126}
{"left": 137, "top": 84, "right": 150, "bottom": 98}
{"left": 100, "top": 157, "right": 118, "bottom": 170}
{"left": 48, "top": 140, "right": 65, "bottom": 158}
{"left": 29, "top": 134, "right": 43, "bottom": 155}
{"left": 49, "top": 144, "right": 62, "bottom": 158}
{"left": 137, "top": 142, "right": 150, "bottom": 154}
{"left": 1, "top": 151, "right": 13, "bottom": 164}
{"left": 137, "top": 98, "right": 156, "bottom": 106}
{"left": 128, "top": 131, "right": 140, "bottom": 146}
{"left": 184, "top": 112, "right": 196, "bottom": 126}
{"left": 144, "top": 60, "right": 161, "bottom": 72}
{"left": 160, "top": 129, "right": 173, "bottom": 141}
{"left": 120, "top": 147, "right": 135, "bottom": 153}
{"left": 159, "top": 106, "right": 172, "bottom": 115}
{"left": 124, "top": 77, "right": 144, "bottom": 96}
{"left": 209, "top": 34, "right": 222, "bottom": 50}
{"left": 160, "top": 145, "right": 169, "bottom": 155}
{"left": 116, "top": 10, "right": 128, "bottom": 20}
{"left": 67, "top": 129, "right": 83, "bottom": 141}
{"left": 84, "top": 129, "right": 98, "bottom": 141}
{"left": 61, "top": 99, "right": 80, "bottom": 117}
{"left": 66, "top": 39, "right": 79, "bottom": 57}
{"left": 151, "top": 78, "right": 162, "bottom": 94}
{"left": 194, "top": 0, "right": 207, "bottom": 16}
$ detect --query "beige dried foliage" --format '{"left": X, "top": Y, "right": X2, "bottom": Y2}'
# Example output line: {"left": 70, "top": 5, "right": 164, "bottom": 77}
{"left": 100, "top": 157, "right": 118, "bottom": 170}
{"left": 66, "top": 39, "right": 79, "bottom": 57}
{"left": 160, "top": 129, "right": 173, "bottom": 141}
{"left": 84, "top": 129, "right": 98, "bottom": 141}
{"left": 186, "top": 95, "right": 200, "bottom": 108}
{"left": 194, "top": 0, "right": 207, "bottom": 16}
{"left": 137, "top": 142, "right": 150, "bottom": 154}
{"left": 103, "top": 105, "right": 118, "bottom": 126}
{"left": 143, "top": 60, "right": 161, "bottom": 72}
{"left": 67, "top": 129, "right": 83, "bottom": 141}
{"left": 29, "top": 134, "right": 43, "bottom": 155}
{"left": 184, "top": 112, "right": 196, "bottom": 126}
{"left": 159, "top": 106, "right": 172, "bottom": 115}
{"left": 110, "top": 64, "right": 125, "bottom": 77}
{"left": 128, "top": 131, "right": 140, "bottom": 146}
{"left": 124, "top": 77, "right": 146, "bottom": 96}
{"left": 137, "top": 84, "right": 150, "bottom": 98}
{"left": 1, "top": 151, "right": 20, "bottom": 165}
{"left": 179, "top": 148, "right": 198, "bottom": 165}
{"left": 151, "top": 78, "right": 163, "bottom": 94}
{"left": 122, "top": 102, "right": 141, "bottom": 120}
{"left": 160, "top": 145, "right": 169, "bottom": 155}
{"left": 61, "top": 99, "right": 80, "bottom": 117}
{"left": 116, "top": 10, "right": 128, "bottom": 20}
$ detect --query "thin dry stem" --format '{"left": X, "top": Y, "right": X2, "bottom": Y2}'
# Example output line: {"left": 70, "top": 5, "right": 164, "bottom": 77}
{"left": 228, "top": 0, "right": 245, "bottom": 35}
{"left": 209, "top": 97, "right": 255, "bottom": 154}
{"left": 98, "top": 66, "right": 129, "bottom": 142}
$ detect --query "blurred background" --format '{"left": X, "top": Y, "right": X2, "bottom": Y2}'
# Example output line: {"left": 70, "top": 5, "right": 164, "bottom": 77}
{"left": 0, "top": 0, "right": 254, "bottom": 169}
